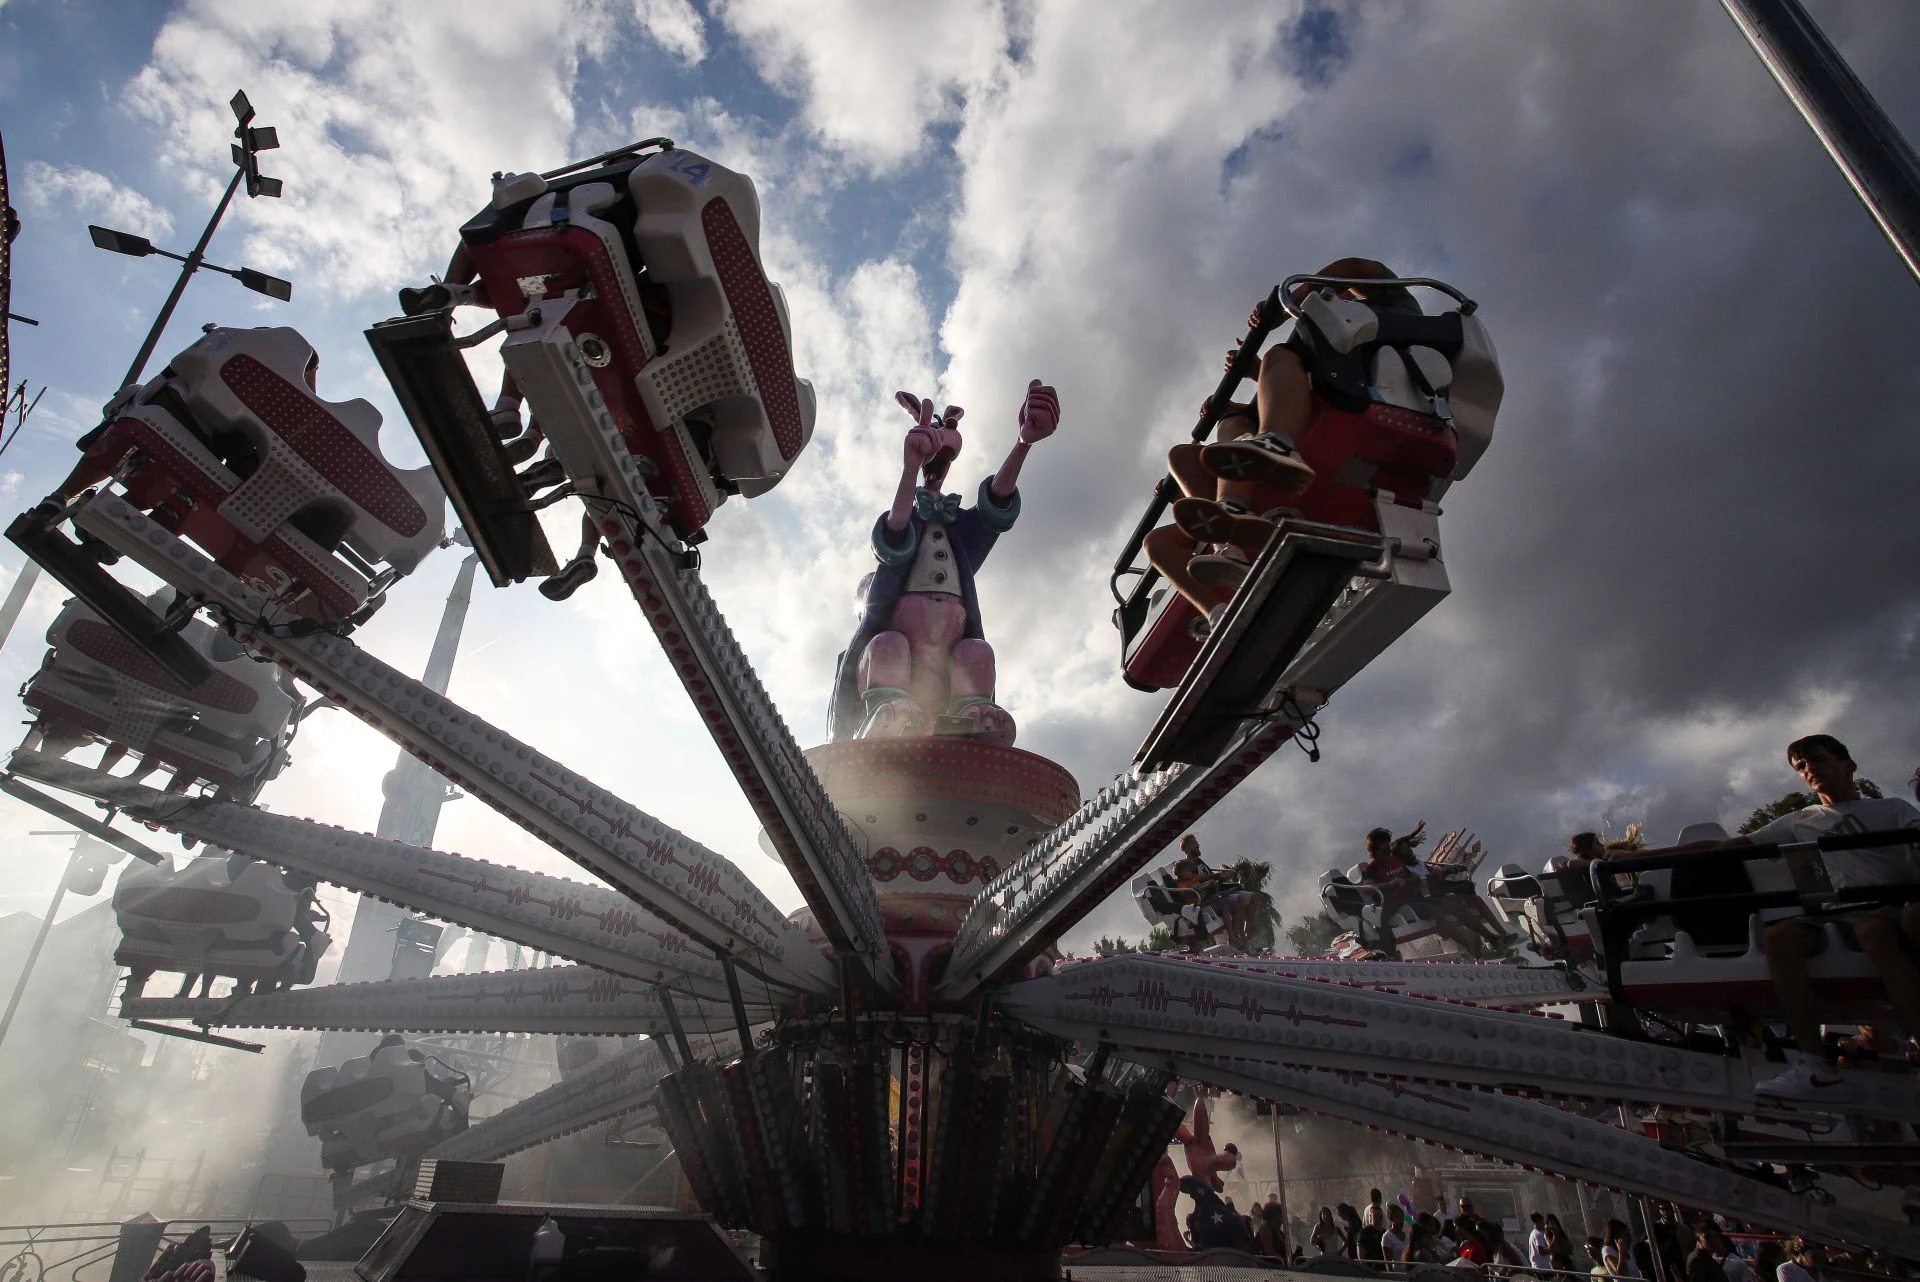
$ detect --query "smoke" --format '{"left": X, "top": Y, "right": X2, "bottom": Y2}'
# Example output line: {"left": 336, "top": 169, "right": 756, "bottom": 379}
{"left": 0, "top": 895, "right": 334, "bottom": 1227}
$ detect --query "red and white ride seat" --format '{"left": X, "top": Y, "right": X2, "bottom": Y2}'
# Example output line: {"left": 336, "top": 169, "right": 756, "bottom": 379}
{"left": 1123, "top": 289, "right": 1502, "bottom": 692}
{"left": 62, "top": 326, "right": 444, "bottom": 625}
{"left": 302, "top": 1036, "right": 471, "bottom": 1174}
{"left": 455, "top": 146, "right": 815, "bottom": 538}
{"left": 114, "top": 853, "right": 330, "bottom": 992}
{"left": 21, "top": 597, "right": 299, "bottom": 799}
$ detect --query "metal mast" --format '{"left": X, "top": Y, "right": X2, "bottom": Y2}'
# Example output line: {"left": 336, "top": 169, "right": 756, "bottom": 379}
{"left": 317, "top": 551, "right": 480, "bottom": 1062}
{"left": 1721, "top": 0, "right": 1920, "bottom": 285}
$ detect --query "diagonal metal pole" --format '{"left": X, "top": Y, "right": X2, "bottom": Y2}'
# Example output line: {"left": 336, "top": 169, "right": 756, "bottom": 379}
{"left": 1722, "top": 0, "right": 1920, "bottom": 286}
{"left": 0, "top": 841, "right": 80, "bottom": 1054}
{"left": 0, "top": 560, "right": 40, "bottom": 654}
{"left": 119, "top": 167, "right": 244, "bottom": 391}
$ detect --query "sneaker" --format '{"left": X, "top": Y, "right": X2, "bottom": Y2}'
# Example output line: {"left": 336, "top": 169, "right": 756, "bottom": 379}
{"left": 539, "top": 555, "right": 598, "bottom": 601}
{"left": 1201, "top": 430, "right": 1317, "bottom": 494}
{"left": 1171, "top": 498, "right": 1276, "bottom": 553}
{"left": 518, "top": 457, "right": 567, "bottom": 497}
{"left": 1754, "top": 1059, "right": 1862, "bottom": 1108}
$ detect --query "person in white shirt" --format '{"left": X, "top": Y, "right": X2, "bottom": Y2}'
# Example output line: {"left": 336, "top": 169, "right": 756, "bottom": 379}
{"left": 1382, "top": 1205, "right": 1409, "bottom": 1262}
{"left": 1775, "top": 1239, "right": 1817, "bottom": 1282}
{"left": 1734, "top": 735, "right": 1920, "bottom": 1105}
{"left": 1705, "top": 1227, "right": 1755, "bottom": 1282}
{"left": 1528, "top": 1212, "right": 1553, "bottom": 1275}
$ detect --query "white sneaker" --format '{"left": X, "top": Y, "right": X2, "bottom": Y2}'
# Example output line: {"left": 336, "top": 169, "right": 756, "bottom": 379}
{"left": 1754, "top": 1059, "right": 1862, "bottom": 1108}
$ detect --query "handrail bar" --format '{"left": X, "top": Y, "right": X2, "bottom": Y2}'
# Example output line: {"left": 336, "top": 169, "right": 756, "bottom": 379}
{"left": 1591, "top": 827, "right": 1920, "bottom": 885}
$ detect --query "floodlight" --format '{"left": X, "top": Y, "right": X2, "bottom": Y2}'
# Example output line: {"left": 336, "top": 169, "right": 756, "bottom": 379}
{"left": 252, "top": 175, "right": 283, "bottom": 199}
{"left": 246, "top": 126, "right": 279, "bottom": 152}
{"left": 237, "top": 268, "right": 293, "bottom": 301}
{"left": 231, "top": 90, "right": 254, "bottom": 125}
{"left": 88, "top": 225, "right": 155, "bottom": 257}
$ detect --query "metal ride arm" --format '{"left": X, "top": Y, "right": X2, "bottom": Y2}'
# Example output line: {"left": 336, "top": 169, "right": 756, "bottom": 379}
{"left": 0, "top": 771, "right": 165, "bottom": 865}
{"left": 941, "top": 506, "right": 1458, "bottom": 999}
{"left": 8, "top": 749, "right": 750, "bottom": 1002}
{"left": 68, "top": 491, "right": 834, "bottom": 996}
{"left": 999, "top": 954, "right": 1920, "bottom": 1123}
{"left": 426, "top": 1035, "right": 677, "bottom": 1162}
{"left": 1146, "top": 953, "right": 1594, "bottom": 1006}
{"left": 122, "top": 965, "right": 767, "bottom": 1038}
{"left": 1155, "top": 1054, "right": 1920, "bottom": 1262}
{"left": 496, "top": 303, "right": 893, "bottom": 992}
{"left": 937, "top": 712, "right": 1311, "bottom": 1000}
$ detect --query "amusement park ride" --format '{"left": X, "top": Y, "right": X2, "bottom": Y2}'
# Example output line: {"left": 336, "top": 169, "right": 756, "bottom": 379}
{"left": 3, "top": 18, "right": 1920, "bottom": 1271}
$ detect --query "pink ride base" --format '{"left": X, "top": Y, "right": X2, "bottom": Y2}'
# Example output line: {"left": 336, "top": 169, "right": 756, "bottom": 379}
{"left": 779, "top": 738, "right": 1080, "bottom": 1009}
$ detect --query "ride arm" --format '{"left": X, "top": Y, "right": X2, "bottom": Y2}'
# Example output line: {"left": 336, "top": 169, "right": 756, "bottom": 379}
{"left": 997, "top": 953, "right": 1920, "bottom": 1123}
{"left": 123, "top": 966, "right": 767, "bottom": 1038}
{"left": 9, "top": 749, "right": 753, "bottom": 1002}
{"left": 68, "top": 491, "right": 837, "bottom": 995}
{"left": 936, "top": 711, "right": 1314, "bottom": 1000}
{"left": 475, "top": 317, "right": 893, "bottom": 989}
{"left": 424, "top": 1034, "right": 736, "bottom": 1163}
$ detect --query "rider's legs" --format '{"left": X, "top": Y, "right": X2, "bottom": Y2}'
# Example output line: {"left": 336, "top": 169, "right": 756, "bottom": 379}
{"left": 1146, "top": 425, "right": 1260, "bottom": 617}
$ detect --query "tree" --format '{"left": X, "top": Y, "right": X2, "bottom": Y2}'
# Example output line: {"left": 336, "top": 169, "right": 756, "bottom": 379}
{"left": 1143, "top": 924, "right": 1176, "bottom": 953}
{"left": 1227, "top": 858, "right": 1284, "bottom": 954}
{"left": 1739, "top": 779, "right": 1881, "bottom": 835}
{"left": 1283, "top": 913, "right": 1341, "bottom": 957}
{"left": 1092, "top": 935, "right": 1139, "bottom": 957}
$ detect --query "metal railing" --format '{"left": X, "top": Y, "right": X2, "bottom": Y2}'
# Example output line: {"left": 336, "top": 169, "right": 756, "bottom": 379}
{"left": 0, "top": 1218, "right": 331, "bottom": 1282}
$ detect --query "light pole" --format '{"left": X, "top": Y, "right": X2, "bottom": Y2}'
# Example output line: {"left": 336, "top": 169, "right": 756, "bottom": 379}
{"left": 0, "top": 831, "right": 121, "bottom": 1054}
{"left": 89, "top": 89, "right": 290, "bottom": 392}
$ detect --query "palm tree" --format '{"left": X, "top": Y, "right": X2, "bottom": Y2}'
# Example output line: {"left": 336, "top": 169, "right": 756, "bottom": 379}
{"left": 1228, "top": 858, "right": 1284, "bottom": 954}
{"left": 1284, "top": 913, "right": 1342, "bottom": 958}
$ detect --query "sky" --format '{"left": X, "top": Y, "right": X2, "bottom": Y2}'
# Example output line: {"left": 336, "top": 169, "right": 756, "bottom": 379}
{"left": 1, "top": 0, "right": 1918, "bottom": 968}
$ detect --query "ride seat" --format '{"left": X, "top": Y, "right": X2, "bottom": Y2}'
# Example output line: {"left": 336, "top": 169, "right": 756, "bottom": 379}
{"left": 45, "top": 598, "right": 296, "bottom": 746}
{"left": 24, "top": 598, "right": 297, "bottom": 797}
{"left": 459, "top": 149, "right": 816, "bottom": 540}
{"left": 1253, "top": 290, "right": 1502, "bottom": 533}
{"left": 630, "top": 153, "right": 816, "bottom": 494}
{"left": 169, "top": 327, "right": 444, "bottom": 574}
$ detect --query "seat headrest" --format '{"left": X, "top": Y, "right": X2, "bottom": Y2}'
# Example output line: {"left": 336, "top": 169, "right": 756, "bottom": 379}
{"left": 1675, "top": 822, "right": 1730, "bottom": 844}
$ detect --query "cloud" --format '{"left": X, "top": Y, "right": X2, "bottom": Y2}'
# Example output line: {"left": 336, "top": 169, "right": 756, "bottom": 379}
{"left": 714, "top": 0, "right": 1008, "bottom": 169}
{"left": 120, "top": 0, "right": 623, "bottom": 302}
{"left": 20, "top": 162, "right": 175, "bottom": 240}
{"left": 634, "top": 0, "right": 708, "bottom": 64}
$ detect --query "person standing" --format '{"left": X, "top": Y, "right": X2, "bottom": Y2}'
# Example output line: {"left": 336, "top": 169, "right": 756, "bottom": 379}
{"left": 1774, "top": 1241, "right": 1816, "bottom": 1282}
{"left": 1529, "top": 1212, "right": 1554, "bottom": 1275}
{"left": 1686, "top": 1227, "right": 1724, "bottom": 1282}
{"left": 1382, "top": 1204, "right": 1410, "bottom": 1262}
{"left": 1360, "top": 1188, "right": 1387, "bottom": 1261}
{"left": 1313, "top": 1207, "right": 1346, "bottom": 1259}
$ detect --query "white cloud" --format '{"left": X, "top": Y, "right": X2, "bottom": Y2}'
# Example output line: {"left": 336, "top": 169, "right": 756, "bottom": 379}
{"left": 714, "top": 0, "right": 1008, "bottom": 168}
{"left": 122, "top": 0, "right": 622, "bottom": 301}
{"left": 635, "top": 0, "right": 708, "bottom": 64}
{"left": 20, "top": 162, "right": 175, "bottom": 240}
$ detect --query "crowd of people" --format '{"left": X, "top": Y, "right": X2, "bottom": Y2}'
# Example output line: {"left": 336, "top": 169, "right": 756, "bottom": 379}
{"left": 1178, "top": 1184, "right": 1830, "bottom": 1282}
